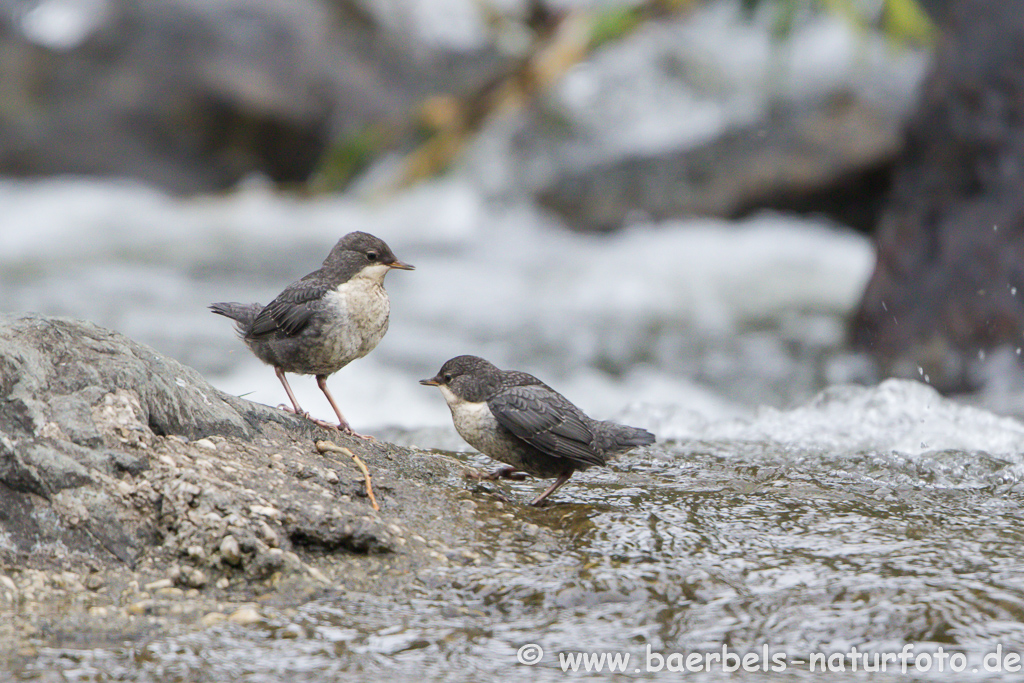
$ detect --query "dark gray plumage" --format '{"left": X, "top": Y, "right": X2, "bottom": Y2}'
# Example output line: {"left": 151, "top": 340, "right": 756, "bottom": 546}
{"left": 211, "top": 231, "right": 413, "bottom": 437}
{"left": 420, "top": 355, "right": 655, "bottom": 505}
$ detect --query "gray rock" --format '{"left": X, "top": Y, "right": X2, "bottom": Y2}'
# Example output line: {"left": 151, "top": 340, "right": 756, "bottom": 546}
{"left": 513, "top": 5, "right": 928, "bottom": 232}
{"left": 0, "top": 312, "right": 299, "bottom": 443}
{"left": 0, "top": 0, "right": 506, "bottom": 192}
{"left": 0, "top": 312, "right": 469, "bottom": 592}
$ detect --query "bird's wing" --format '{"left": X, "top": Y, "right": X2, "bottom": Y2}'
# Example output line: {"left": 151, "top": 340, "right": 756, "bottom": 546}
{"left": 488, "top": 385, "right": 605, "bottom": 467}
{"left": 247, "top": 279, "right": 329, "bottom": 337}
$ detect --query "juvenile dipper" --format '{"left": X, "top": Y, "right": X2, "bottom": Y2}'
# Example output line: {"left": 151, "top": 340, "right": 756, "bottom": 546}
{"left": 211, "top": 231, "right": 413, "bottom": 438}
{"left": 421, "top": 355, "right": 655, "bottom": 505}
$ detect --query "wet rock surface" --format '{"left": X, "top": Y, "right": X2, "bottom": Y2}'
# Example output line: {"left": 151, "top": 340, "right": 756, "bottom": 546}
{"left": 3, "top": 315, "right": 1024, "bottom": 680}
{"left": 851, "top": 0, "right": 1024, "bottom": 391}
{"left": 0, "top": 313, "right": 470, "bottom": 660}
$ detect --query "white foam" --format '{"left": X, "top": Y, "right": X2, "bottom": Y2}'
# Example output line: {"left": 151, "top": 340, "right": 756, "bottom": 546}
{"left": 684, "top": 379, "right": 1024, "bottom": 459}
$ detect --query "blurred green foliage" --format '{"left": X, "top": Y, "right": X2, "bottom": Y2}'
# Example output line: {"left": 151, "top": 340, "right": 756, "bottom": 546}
{"left": 741, "top": 0, "right": 935, "bottom": 44}
{"left": 313, "top": 124, "right": 391, "bottom": 192}
{"left": 588, "top": 0, "right": 696, "bottom": 48}
{"left": 589, "top": 7, "right": 647, "bottom": 48}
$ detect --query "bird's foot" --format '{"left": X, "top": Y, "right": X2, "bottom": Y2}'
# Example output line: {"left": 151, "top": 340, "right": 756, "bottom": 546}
{"left": 279, "top": 405, "right": 364, "bottom": 435}
{"left": 464, "top": 467, "right": 527, "bottom": 481}
{"left": 278, "top": 403, "right": 304, "bottom": 416}
{"left": 279, "top": 405, "right": 328, "bottom": 428}
{"left": 341, "top": 425, "right": 375, "bottom": 441}
{"left": 309, "top": 416, "right": 345, "bottom": 431}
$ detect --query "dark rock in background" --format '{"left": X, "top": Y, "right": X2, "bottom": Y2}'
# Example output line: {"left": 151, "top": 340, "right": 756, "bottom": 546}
{"left": 850, "top": 0, "right": 1024, "bottom": 391}
{"left": 535, "top": 97, "right": 903, "bottom": 233}
{"left": 0, "top": 0, "right": 503, "bottom": 192}
{"left": 515, "top": 6, "right": 926, "bottom": 233}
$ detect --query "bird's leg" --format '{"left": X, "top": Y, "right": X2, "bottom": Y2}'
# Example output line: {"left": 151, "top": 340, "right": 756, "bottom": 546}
{"left": 316, "top": 375, "right": 373, "bottom": 440}
{"left": 529, "top": 472, "right": 573, "bottom": 507}
{"left": 464, "top": 466, "right": 528, "bottom": 481}
{"left": 275, "top": 368, "right": 307, "bottom": 416}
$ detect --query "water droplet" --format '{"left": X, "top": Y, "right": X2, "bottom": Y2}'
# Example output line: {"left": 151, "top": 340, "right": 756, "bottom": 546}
{"left": 881, "top": 301, "right": 888, "bottom": 312}
{"left": 924, "top": 374, "right": 931, "bottom": 383}
{"left": 1017, "top": 347, "right": 1021, "bottom": 356}
{"left": 917, "top": 366, "right": 924, "bottom": 376}
{"left": 978, "top": 349, "right": 986, "bottom": 361}
{"left": 1012, "top": 287, "right": 1018, "bottom": 296}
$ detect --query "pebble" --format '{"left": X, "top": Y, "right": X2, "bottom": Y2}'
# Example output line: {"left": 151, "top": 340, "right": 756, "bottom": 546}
{"left": 324, "top": 470, "right": 339, "bottom": 483}
{"left": 200, "top": 612, "right": 227, "bottom": 628}
{"left": 249, "top": 505, "right": 281, "bottom": 519}
{"left": 307, "top": 566, "right": 331, "bottom": 585}
{"left": 187, "top": 545, "right": 206, "bottom": 561}
{"left": 258, "top": 521, "right": 279, "bottom": 547}
{"left": 193, "top": 438, "right": 217, "bottom": 451}
{"left": 216, "top": 577, "right": 230, "bottom": 590}
{"left": 220, "top": 535, "right": 242, "bottom": 566}
{"left": 227, "top": 607, "right": 262, "bottom": 626}
{"left": 144, "top": 578, "right": 173, "bottom": 592}
{"left": 128, "top": 600, "right": 153, "bottom": 616}
{"left": 185, "top": 569, "right": 207, "bottom": 589}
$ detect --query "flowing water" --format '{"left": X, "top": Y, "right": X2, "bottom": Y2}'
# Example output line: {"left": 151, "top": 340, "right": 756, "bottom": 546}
{"left": 0, "top": 5, "right": 1015, "bottom": 676}
{"left": 4, "top": 173, "right": 1024, "bottom": 681}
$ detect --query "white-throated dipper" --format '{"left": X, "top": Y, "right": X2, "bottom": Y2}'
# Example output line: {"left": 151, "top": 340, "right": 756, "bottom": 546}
{"left": 211, "top": 231, "right": 413, "bottom": 438}
{"left": 421, "top": 355, "right": 656, "bottom": 505}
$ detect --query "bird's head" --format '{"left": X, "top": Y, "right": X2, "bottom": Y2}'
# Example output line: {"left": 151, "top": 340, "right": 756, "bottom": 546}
{"left": 324, "top": 231, "right": 414, "bottom": 283}
{"left": 420, "top": 355, "right": 501, "bottom": 403}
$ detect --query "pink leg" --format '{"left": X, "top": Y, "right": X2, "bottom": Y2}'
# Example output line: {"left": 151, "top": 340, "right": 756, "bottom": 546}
{"left": 529, "top": 472, "right": 573, "bottom": 506}
{"left": 275, "top": 367, "right": 305, "bottom": 415}
{"left": 275, "top": 369, "right": 345, "bottom": 431}
{"left": 317, "top": 375, "right": 373, "bottom": 440}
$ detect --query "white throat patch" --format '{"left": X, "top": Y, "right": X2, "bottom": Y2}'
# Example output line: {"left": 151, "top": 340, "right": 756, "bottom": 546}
{"left": 352, "top": 263, "right": 391, "bottom": 285}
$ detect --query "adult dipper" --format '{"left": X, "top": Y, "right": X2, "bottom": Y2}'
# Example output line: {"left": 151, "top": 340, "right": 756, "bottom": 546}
{"left": 421, "top": 355, "right": 655, "bottom": 505}
{"left": 211, "top": 231, "right": 413, "bottom": 438}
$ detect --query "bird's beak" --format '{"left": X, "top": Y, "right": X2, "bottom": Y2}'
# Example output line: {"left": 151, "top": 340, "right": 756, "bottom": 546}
{"left": 388, "top": 260, "right": 415, "bottom": 271}
{"left": 419, "top": 377, "right": 440, "bottom": 386}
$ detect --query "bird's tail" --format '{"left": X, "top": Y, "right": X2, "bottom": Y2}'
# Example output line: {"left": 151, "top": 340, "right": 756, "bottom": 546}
{"left": 209, "top": 302, "right": 262, "bottom": 336}
{"left": 592, "top": 420, "right": 656, "bottom": 454}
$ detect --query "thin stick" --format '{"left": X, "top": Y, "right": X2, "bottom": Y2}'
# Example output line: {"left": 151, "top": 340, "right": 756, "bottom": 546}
{"left": 315, "top": 440, "right": 380, "bottom": 511}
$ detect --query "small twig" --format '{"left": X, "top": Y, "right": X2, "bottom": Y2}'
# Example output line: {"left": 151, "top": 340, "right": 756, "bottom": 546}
{"left": 315, "top": 440, "right": 380, "bottom": 511}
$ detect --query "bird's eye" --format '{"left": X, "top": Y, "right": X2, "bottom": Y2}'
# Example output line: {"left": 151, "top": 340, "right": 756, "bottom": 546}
{"left": 366, "top": 252, "right": 378, "bottom": 261}
{"left": 443, "top": 373, "right": 452, "bottom": 383}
